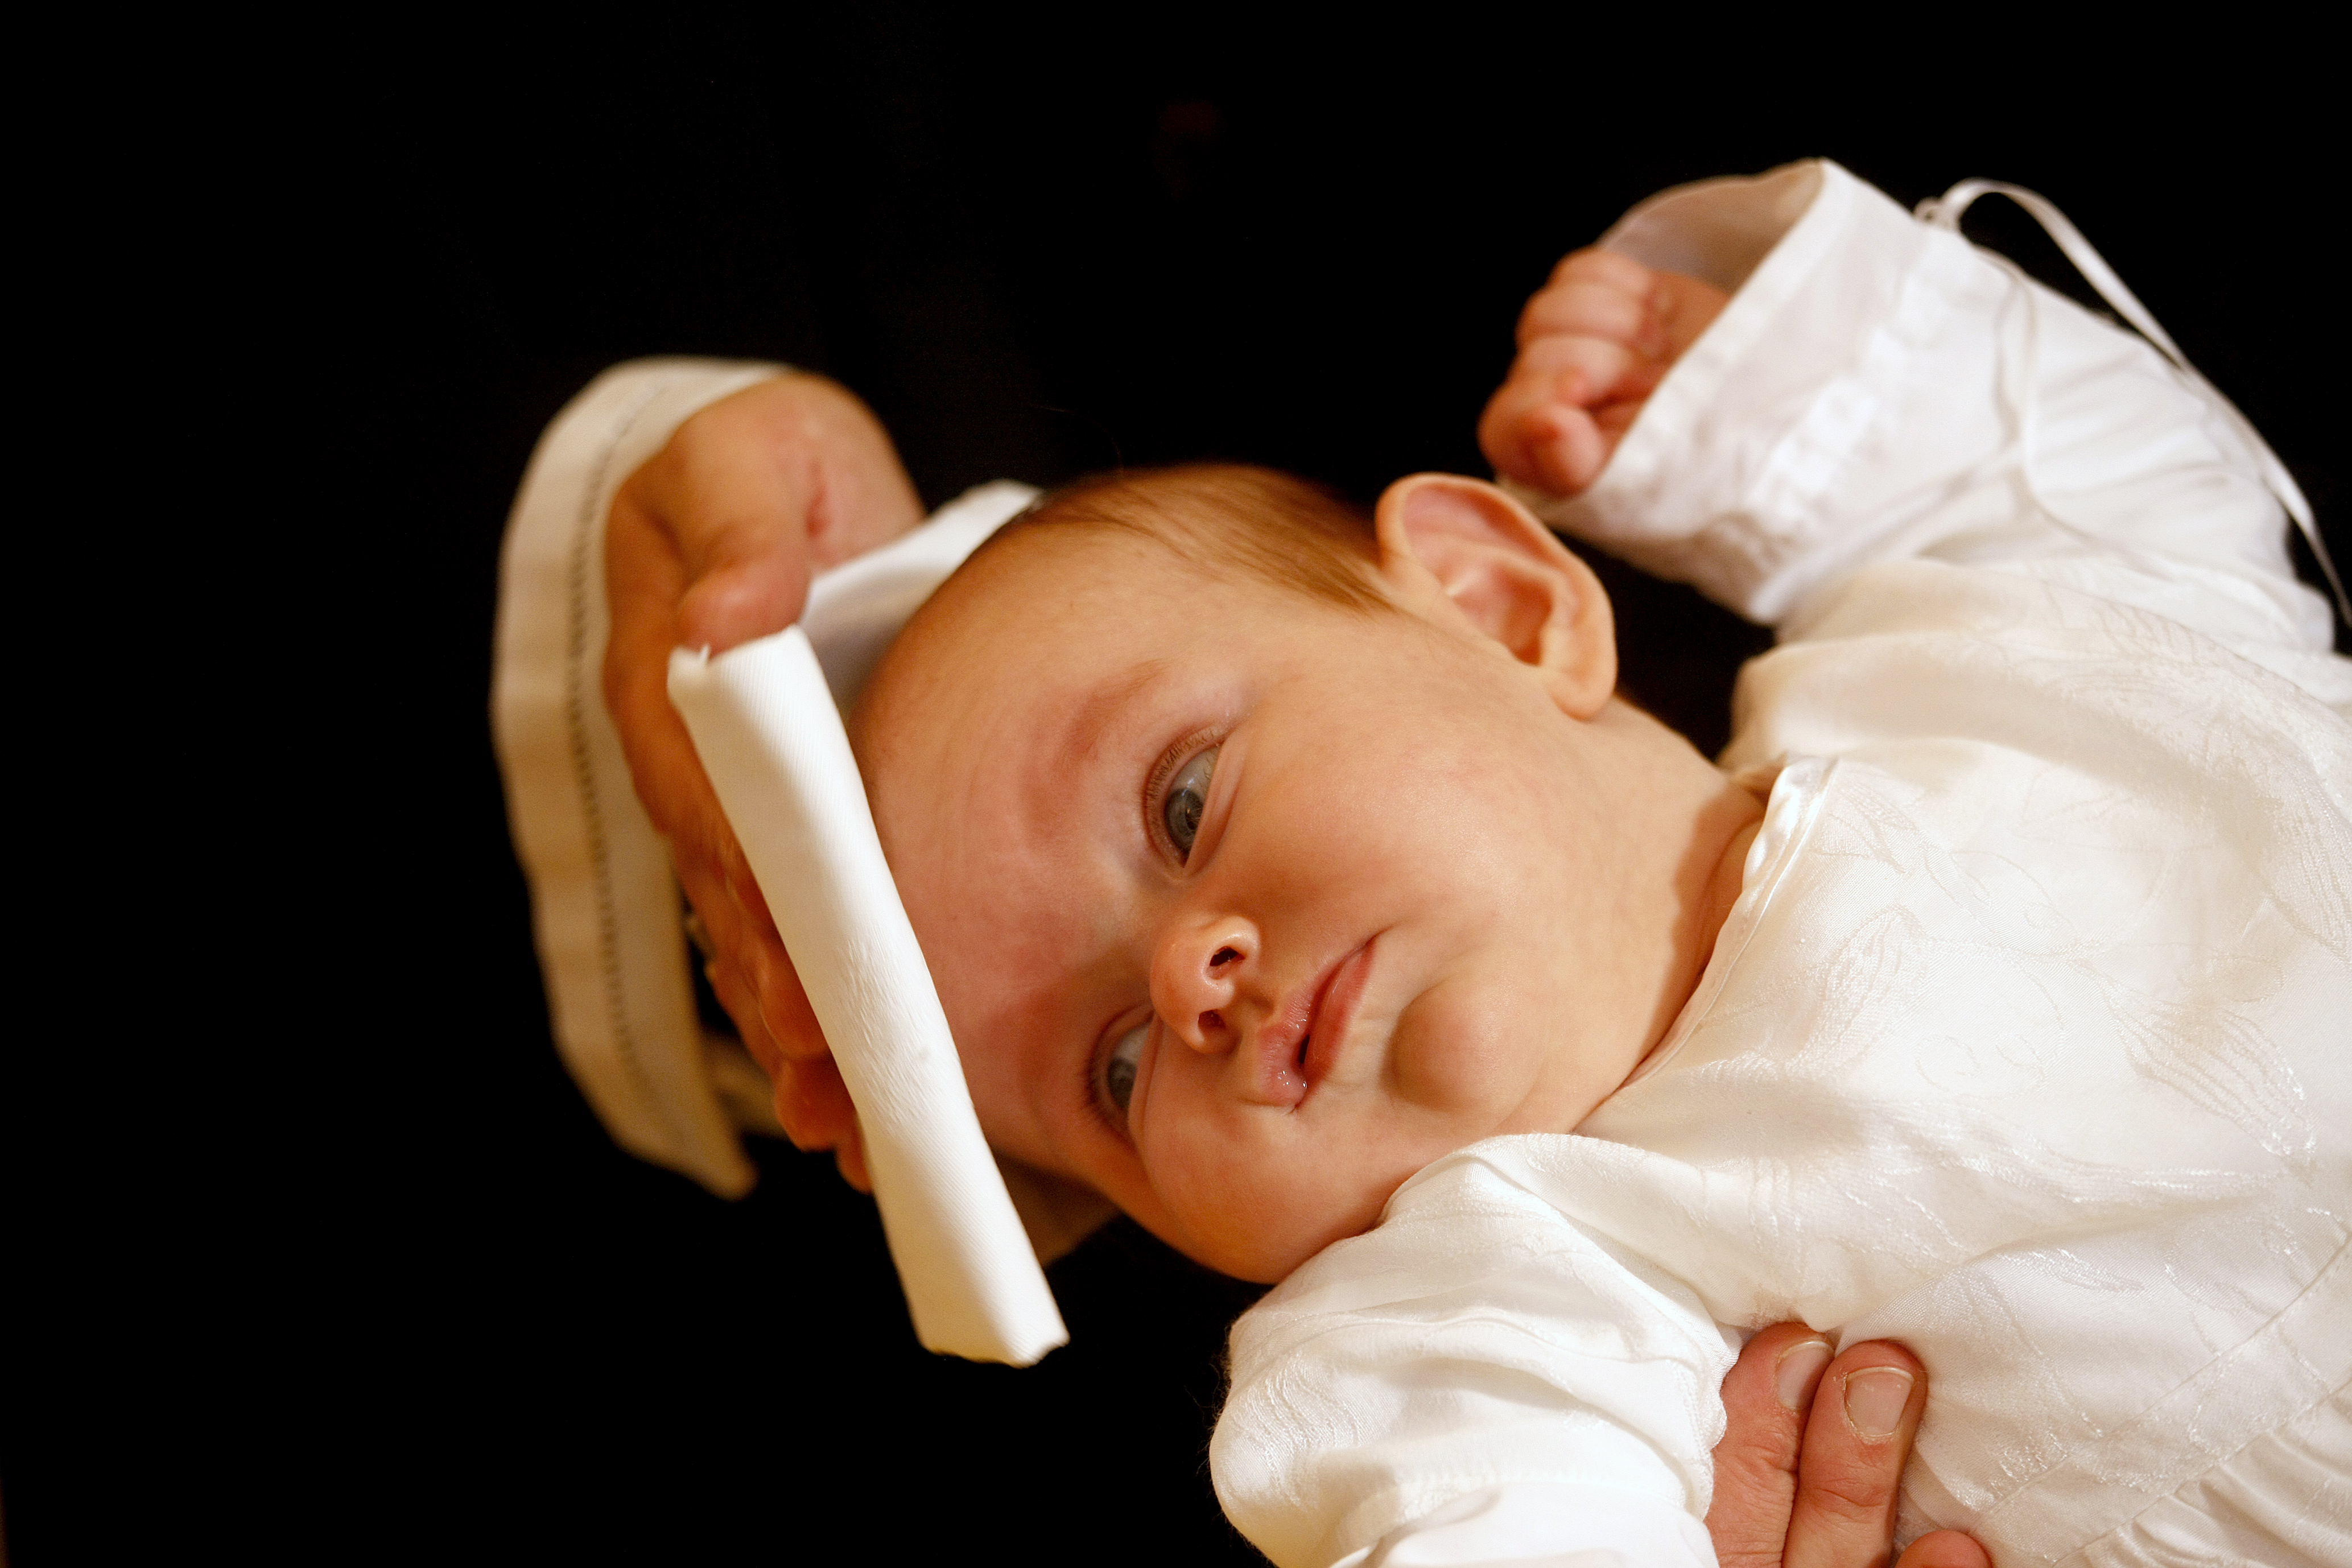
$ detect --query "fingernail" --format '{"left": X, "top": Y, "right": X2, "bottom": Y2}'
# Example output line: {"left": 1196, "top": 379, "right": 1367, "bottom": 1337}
{"left": 1844, "top": 1368, "right": 1914, "bottom": 1440}
{"left": 1775, "top": 1339, "right": 1833, "bottom": 1410}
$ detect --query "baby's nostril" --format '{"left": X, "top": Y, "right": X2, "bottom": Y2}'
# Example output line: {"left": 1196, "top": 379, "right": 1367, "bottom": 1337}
{"left": 1211, "top": 946, "right": 1240, "bottom": 968}
{"left": 1201, "top": 1009, "right": 1224, "bottom": 1035}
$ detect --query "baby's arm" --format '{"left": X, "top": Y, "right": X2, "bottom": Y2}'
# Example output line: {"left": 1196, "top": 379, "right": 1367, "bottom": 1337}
{"left": 1213, "top": 1153, "right": 1986, "bottom": 1568}
{"left": 1478, "top": 247, "right": 1726, "bottom": 499}
{"left": 1487, "top": 162, "right": 2343, "bottom": 709}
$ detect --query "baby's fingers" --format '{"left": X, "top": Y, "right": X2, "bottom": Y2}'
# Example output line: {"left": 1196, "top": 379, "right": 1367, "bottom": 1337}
{"left": 1512, "top": 332, "right": 1665, "bottom": 405}
{"left": 1479, "top": 372, "right": 1612, "bottom": 497}
{"left": 1525, "top": 250, "right": 1728, "bottom": 362}
{"left": 1519, "top": 275, "right": 1669, "bottom": 359}
{"left": 1479, "top": 343, "right": 1659, "bottom": 497}
{"left": 1542, "top": 245, "right": 1658, "bottom": 299}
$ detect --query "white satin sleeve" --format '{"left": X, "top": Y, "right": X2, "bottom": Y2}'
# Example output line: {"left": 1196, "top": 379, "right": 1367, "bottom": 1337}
{"left": 1211, "top": 1150, "right": 1735, "bottom": 1568}
{"left": 1513, "top": 159, "right": 2347, "bottom": 713}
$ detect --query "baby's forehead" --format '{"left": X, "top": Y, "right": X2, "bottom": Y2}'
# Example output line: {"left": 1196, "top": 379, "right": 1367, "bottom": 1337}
{"left": 850, "top": 525, "right": 1178, "bottom": 775}
{"left": 956, "top": 466, "right": 1388, "bottom": 623}
{"left": 854, "top": 469, "right": 1387, "bottom": 778}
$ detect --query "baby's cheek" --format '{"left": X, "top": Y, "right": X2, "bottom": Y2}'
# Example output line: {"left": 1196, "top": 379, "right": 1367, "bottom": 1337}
{"left": 1145, "top": 1120, "right": 1353, "bottom": 1282}
{"left": 1386, "top": 976, "right": 1544, "bottom": 1122}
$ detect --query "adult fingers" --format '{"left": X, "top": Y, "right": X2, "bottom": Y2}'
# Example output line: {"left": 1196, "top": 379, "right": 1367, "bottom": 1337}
{"left": 744, "top": 941, "right": 864, "bottom": 1187}
{"left": 832, "top": 1118, "right": 871, "bottom": 1192}
{"left": 775, "top": 1057, "right": 864, "bottom": 1170}
{"left": 771, "top": 1054, "right": 868, "bottom": 1191}
{"left": 703, "top": 950, "right": 787, "bottom": 1082}
{"left": 749, "top": 936, "right": 827, "bottom": 1064}
{"left": 1784, "top": 1341, "right": 1928, "bottom": 1568}
{"left": 711, "top": 947, "right": 864, "bottom": 1163}
{"left": 604, "top": 372, "right": 921, "bottom": 852}
{"left": 778, "top": 376, "right": 925, "bottom": 571}
{"left": 1706, "top": 1322, "right": 1835, "bottom": 1568}
{"left": 680, "top": 856, "right": 825, "bottom": 1066}
{"left": 630, "top": 392, "right": 819, "bottom": 658}
{"left": 653, "top": 373, "right": 925, "bottom": 652}
{"left": 1897, "top": 1532, "right": 1992, "bottom": 1568}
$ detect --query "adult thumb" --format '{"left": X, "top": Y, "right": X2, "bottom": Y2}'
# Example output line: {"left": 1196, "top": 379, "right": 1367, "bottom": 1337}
{"left": 667, "top": 440, "right": 819, "bottom": 656}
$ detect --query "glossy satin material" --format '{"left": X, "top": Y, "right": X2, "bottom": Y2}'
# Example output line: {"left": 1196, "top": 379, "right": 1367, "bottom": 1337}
{"left": 1214, "top": 162, "right": 2351, "bottom": 1568}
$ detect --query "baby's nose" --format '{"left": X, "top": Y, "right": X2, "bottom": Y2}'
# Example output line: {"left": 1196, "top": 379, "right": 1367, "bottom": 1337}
{"left": 1151, "top": 917, "right": 1260, "bottom": 1054}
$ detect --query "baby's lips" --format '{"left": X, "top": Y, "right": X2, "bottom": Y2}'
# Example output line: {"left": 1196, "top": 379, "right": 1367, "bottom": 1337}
{"left": 1244, "top": 962, "right": 1329, "bottom": 1109}
{"left": 1245, "top": 1013, "right": 1311, "bottom": 1108}
{"left": 1297, "top": 937, "right": 1379, "bottom": 1101}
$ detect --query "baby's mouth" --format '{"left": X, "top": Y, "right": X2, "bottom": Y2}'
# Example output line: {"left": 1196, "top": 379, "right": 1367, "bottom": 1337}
{"left": 1256, "top": 936, "right": 1376, "bottom": 1109}
{"left": 1299, "top": 937, "right": 1375, "bottom": 1100}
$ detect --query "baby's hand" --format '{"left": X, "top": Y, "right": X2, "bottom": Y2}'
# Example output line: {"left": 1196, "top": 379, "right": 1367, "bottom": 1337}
{"left": 1479, "top": 249, "right": 1727, "bottom": 498}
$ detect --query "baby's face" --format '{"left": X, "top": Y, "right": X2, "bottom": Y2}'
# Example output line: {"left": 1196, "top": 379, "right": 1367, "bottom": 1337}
{"left": 861, "top": 513, "right": 1654, "bottom": 1281}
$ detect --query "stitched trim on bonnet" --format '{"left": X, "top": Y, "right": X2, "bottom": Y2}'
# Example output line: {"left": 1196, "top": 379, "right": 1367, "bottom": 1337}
{"left": 563, "top": 375, "right": 680, "bottom": 1149}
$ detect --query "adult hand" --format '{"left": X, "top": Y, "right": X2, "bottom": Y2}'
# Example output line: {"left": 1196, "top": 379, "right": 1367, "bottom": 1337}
{"left": 1479, "top": 248, "right": 1728, "bottom": 498}
{"left": 1708, "top": 1324, "right": 1991, "bottom": 1568}
{"left": 603, "top": 373, "right": 925, "bottom": 1189}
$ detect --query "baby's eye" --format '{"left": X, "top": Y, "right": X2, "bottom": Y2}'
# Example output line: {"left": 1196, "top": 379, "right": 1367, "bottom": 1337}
{"left": 1162, "top": 747, "right": 1219, "bottom": 860}
{"left": 1104, "top": 1022, "right": 1148, "bottom": 1119}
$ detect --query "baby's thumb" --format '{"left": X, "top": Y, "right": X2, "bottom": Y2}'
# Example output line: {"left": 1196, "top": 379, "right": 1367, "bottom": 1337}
{"left": 1480, "top": 376, "right": 1607, "bottom": 500}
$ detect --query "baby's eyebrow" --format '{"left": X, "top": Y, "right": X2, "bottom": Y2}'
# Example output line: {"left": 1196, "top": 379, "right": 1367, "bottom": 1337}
{"left": 1053, "top": 657, "right": 1175, "bottom": 779}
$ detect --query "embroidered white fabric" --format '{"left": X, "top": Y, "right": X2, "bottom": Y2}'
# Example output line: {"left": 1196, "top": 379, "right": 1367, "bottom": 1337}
{"left": 1214, "top": 162, "right": 2352, "bottom": 1567}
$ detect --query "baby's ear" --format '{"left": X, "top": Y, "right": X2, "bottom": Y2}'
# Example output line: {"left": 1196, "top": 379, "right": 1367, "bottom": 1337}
{"left": 1374, "top": 474, "right": 1616, "bottom": 717}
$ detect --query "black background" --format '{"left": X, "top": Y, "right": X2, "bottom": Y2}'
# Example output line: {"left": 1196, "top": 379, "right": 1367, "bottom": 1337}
{"left": 20, "top": 18, "right": 2335, "bottom": 1566}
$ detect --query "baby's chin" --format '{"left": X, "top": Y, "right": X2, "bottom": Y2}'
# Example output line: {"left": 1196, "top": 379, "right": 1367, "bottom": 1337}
{"left": 1173, "top": 1181, "right": 1400, "bottom": 1284}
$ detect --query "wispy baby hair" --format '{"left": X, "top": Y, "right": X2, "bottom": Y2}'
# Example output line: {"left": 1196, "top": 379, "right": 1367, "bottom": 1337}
{"left": 983, "top": 463, "right": 1388, "bottom": 614}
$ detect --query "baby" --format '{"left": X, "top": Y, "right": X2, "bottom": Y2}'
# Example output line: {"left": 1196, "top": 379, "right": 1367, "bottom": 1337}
{"left": 851, "top": 459, "right": 1752, "bottom": 1285}
{"left": 845, "top": 162, "right": 2352, "bottom": 1565}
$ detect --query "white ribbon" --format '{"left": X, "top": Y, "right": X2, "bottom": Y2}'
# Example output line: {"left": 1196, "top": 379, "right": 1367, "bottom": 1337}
{"left": 1917, "top": 179, "right": 2347, "bottom": 626}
